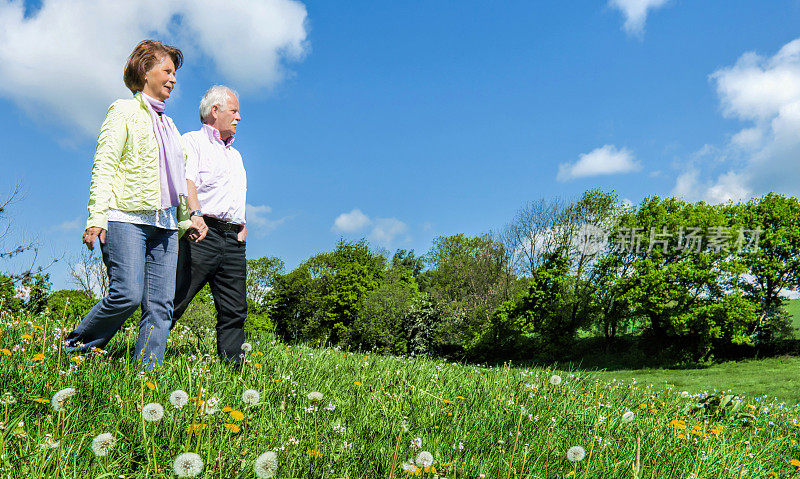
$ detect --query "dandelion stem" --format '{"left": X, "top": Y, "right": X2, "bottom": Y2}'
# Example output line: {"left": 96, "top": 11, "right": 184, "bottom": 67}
{"left": 57, "top": 298, "right": 68, "bottom": 371}
{"left": 387, "top": 423, "right": 403, "bottom": 479}
{"left": 544, "top": 425, "right": 553, "bottom": 479}
{"left": 580, "top": 409, "right": 602, "bottom": 479}
{"left": 504, "top": 403, "right": 525, "bottom": 479}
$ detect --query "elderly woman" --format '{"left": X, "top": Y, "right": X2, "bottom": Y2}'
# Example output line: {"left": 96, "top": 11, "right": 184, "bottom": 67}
{"left": 65, "top": 40, "right": 205, "bottom": 366}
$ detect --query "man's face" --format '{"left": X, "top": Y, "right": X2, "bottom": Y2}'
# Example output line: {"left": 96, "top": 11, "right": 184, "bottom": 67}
{"left": 213, "top": 93, "right": 241, "bottom": 141}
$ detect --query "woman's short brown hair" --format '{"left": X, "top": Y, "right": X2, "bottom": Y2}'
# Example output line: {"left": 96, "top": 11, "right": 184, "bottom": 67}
{"left": 123, "top": 40, "right": 183, "bottom": 94}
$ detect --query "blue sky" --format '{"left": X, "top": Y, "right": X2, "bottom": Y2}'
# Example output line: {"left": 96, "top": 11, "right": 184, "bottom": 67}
{"left": 1, "top": 0, "right": 800, "bottom": 289}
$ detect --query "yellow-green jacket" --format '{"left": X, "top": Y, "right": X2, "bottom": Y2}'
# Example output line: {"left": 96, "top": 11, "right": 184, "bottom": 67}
{"left": 86, "top": 92, "right": 189, "bottom": 231}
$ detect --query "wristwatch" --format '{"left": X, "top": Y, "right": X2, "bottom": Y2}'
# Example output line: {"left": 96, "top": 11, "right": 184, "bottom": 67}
{"left": 190, "top": 209, "right": 203, "bottom": 218}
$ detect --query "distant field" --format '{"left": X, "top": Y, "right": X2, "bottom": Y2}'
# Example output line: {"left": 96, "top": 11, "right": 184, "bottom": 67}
{"left": 590, "top": 356, "right": 800, "bottom": 404}
{"left": 784, "top": 297, "right": 800, "bottom": 337}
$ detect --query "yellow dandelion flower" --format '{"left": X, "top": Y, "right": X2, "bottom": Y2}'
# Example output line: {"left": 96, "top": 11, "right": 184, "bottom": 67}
{"left": 307, "top": 449, "right": 322, "bottom": 458}
{"left": 145, "top": 382, "right": 156, "bottom": 391}
{"left": 668, "top": 419, "right": 686, "bottom": 430}
{"left": 72, "top": 356, "right": 83, "bottom": 364}
{"left": 354, "top": 381, "right": 362, "bottom": 386}
{"left": 455, "top": 396, "right": 465, "bottom": 400}
{"left": 255, "top": 351, "right": 264, "bottom": 356}
{"left": 443, "top": 399, "right": 453, "bottom": 404}
{"left": 442, "top": 462, "right": 453, "bottom": 467}
{"left": 224, "top": 423, "right": 240, "bottom": 433}
{"left": 650, "top": 408, "right": 657, "bottom": 413}
{"left": 639, "top": 403, "right": 647, "bottom": 409}
{"left": 677, "top": 434, "right": 687, "bottom": 439}
{"left": 230, "top": 410, "right": 245, "bottom": 421}
{"left": 21, "top": 334, "right": 33, "bottom": 340}
{"left": 221, "top": 406, "right": 233, "bottom": 413}
{"left": 32, "top": 325, "right": 44, "bottom": 330}
{"left": 767, "top": 472, "right": 777, "bottom": 478}
{"left": 254, "top": 363, "right": 262, "bottom": 369}
{"left": 31, "top": 353, "right": 45, "bottom": 362}
{"left": 186, "top": 424, "right": 207, "bottom": 433}
{"left": 791, "top": 459, "right": 800, "bottom": 468}
{"left": 1, "top": 349, "right": 11, "bottom": 356}
{"left": 33, "top": 398, "right": 50, "bottom": 404}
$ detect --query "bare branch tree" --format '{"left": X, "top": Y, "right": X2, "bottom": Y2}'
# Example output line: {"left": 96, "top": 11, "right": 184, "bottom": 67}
{"left": 69, "top": 248, "right": 108, "bottom": 299}
{"left": 501, "top": 196, "right": 573, "bottom": 278}
{"left": 0, "top": 183, "right": 58, "bottom": 285}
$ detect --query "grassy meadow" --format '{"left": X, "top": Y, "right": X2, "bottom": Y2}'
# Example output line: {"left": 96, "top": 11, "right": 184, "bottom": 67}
{"left": 2, "top": 310, "right": 800, "bottom": 478}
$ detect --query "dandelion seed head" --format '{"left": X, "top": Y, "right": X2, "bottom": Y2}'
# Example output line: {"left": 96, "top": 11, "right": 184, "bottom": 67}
{"left": 549, "top": 375, "right": 562, "bottom": 386}
{"left": 51, "top": 387, "right": 75, "bottom": 411}
{"left": 254, "top": 451, "right": 278, "bottom": 478}
{"left": 40, "top": 434, "right": 59, "bottom": 449}
{"left": 91, "top": 433, "right": 115, "bottom": 457}
{"left": 567, "top": 445, "right": 585, "bottom": 462}
{"left": 170, "top": 390, "right": 189, "bottom": 409}
{"left": 241, "top": 342, "right": 252, "bottom": 353}
{"left": 142, "top": 402, "right": 165, "bottom": 422}
{"left": 681, "top": 391, "right": 690, "bottom": 398}
{"left": 0, "top": 392, "right": 15, "bottom": 405}
{"left": 415, "top": 451, "right": 434, "bottom": 468}
{"left": 401, "top": 461, "right": 419, "bottom": 473}
{"left": 307, "top": 391, "right": 323, "bottom": 402}
{"left": 173, "top": 452, "right": 204, "bottom": 477}
{"left": 242, "top": 389, "right": 260, "bottom": 405}
{"left": 621, "top": 411, "right": 635, "bottom": 423}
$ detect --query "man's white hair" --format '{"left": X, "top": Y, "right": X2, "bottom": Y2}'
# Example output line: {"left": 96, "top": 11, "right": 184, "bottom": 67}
{"left": 199, "top": 85, "right": 239, "bottom": 123}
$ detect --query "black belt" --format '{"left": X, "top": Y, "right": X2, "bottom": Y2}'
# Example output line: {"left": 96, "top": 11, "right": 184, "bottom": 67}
{"left": 203, "top": 215, "right": 242, "bottom": 233}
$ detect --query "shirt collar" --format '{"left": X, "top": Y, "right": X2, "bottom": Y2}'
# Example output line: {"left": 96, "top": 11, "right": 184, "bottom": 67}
{"left": 202, "top": 124, "right": 235, "bottom": 148}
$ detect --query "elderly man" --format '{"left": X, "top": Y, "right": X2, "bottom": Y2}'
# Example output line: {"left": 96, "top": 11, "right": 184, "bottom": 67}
{"left": 173, "top": 85, "right": 247, "bottom": 363}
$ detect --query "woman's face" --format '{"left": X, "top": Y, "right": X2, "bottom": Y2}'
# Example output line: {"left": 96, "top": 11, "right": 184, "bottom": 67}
{"left": 142, "top": 56, "right": 176, "bottom": 101}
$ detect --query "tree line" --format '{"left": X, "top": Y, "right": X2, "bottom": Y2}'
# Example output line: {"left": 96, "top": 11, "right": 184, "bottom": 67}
{"left": 3, "top": 190, "right": 800, "bottom": 363}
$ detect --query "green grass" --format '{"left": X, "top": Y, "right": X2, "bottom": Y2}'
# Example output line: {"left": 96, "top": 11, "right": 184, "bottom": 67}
{"left": 785, "top": 298, "right": 800, "bottom": 337}
{"left": 2, "top": 311, "right": 800, "bottom": 478}
{"left": 591, "top": 357, "right": 800, "bottom": 404}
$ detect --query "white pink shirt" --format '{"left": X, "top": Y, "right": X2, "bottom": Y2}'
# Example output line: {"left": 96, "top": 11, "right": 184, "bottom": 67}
{"left": 183, "top": 124, "right": 247, "bottom": 225}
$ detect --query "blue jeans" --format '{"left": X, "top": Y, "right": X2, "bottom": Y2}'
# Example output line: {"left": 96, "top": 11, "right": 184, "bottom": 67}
{"left": 65, "top": 221, "right": 178, "bottom": 367}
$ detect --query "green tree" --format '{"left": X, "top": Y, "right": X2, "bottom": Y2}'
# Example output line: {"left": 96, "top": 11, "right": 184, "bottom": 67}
{"left": 245, "top": 256, "right": 285, "bottom": 332}
{"left": 733, "top": 193, "right": 800, "bottom": 341}
{"left": 423, "top": 233, "right": 514, "bottom": 357}
{"left": 272, "top": 239, "right": 385, "bottom": 346}
{"left": 46, "top": 289, "right": 97, "bottom": 323}
{"left": 354, "top": 267, "right": 419, "bottom": 354}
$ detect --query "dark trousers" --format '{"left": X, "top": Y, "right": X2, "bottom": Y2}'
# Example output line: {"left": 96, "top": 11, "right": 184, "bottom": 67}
{"left": 173, "top": 224, "right": 247, "bottom": 363}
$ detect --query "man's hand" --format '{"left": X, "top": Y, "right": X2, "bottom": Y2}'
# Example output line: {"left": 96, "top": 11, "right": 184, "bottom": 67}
{"left": 82, "top": 227, "right": 106, "bottom": 251}
{"left": 185, "top": 216, "right": 208, "bottom": 243}
{"left": 237, "top": 223, "right": 247, "bottom": 243}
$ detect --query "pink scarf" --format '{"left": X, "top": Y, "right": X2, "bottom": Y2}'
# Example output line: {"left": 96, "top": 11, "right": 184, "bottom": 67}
{"left": 140, "top": 92, "right": 187, "bottom": 208}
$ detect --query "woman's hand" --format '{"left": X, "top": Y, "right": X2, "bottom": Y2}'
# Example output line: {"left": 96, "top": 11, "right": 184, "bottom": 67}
{"left": 82, "top": 227, "right": 106, "bottom": 251}
{"left": 237, "top": 223, "right": 247, "bottom": 243}
{"left": 185, "top": 216, "right": 208, "bottom": 243}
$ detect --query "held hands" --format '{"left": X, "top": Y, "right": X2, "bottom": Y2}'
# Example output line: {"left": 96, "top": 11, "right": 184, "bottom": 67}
{"left": 82, "top": 227, "right": 106, "bottom": 251}
{"left": 238, "top": 223, "right": 247, "bottom": 243}
{"left": 185, "top": 216, "right": 208, "bottom": 243}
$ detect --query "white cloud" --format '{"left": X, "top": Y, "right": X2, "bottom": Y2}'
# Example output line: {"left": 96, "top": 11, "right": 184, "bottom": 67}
{"left": 369, "top": 218, "right": 408, "bottom": 246}
{"left": 609, "top": 0, "right": 669, "bottom": 37}
{"left": 675, "top": 38, "right": 800, "bottom": 202}
{"left": 57, "top": 216, "right": 81, "bottom": 231}
{"left": 557, "top": 144, "right": 641, "bottom": 182}
{"left": 246, "top": 203, "right": 288, "bottom": 236}
{"left": 0, "top": 0, "right": 308, "bottom": 136}
{"left": 332, "top": 209, "right": 371, "bottom": 233}
{"left": 331, "top": 209, "right": 409, "bottom": 246}
{"left": 672, "top": 169, "right": 700, "bottom": 200}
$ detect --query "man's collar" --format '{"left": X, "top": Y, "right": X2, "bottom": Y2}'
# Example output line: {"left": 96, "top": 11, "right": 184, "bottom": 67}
{"left": 202, "top": 124, "right": 235, "bottom": 147}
